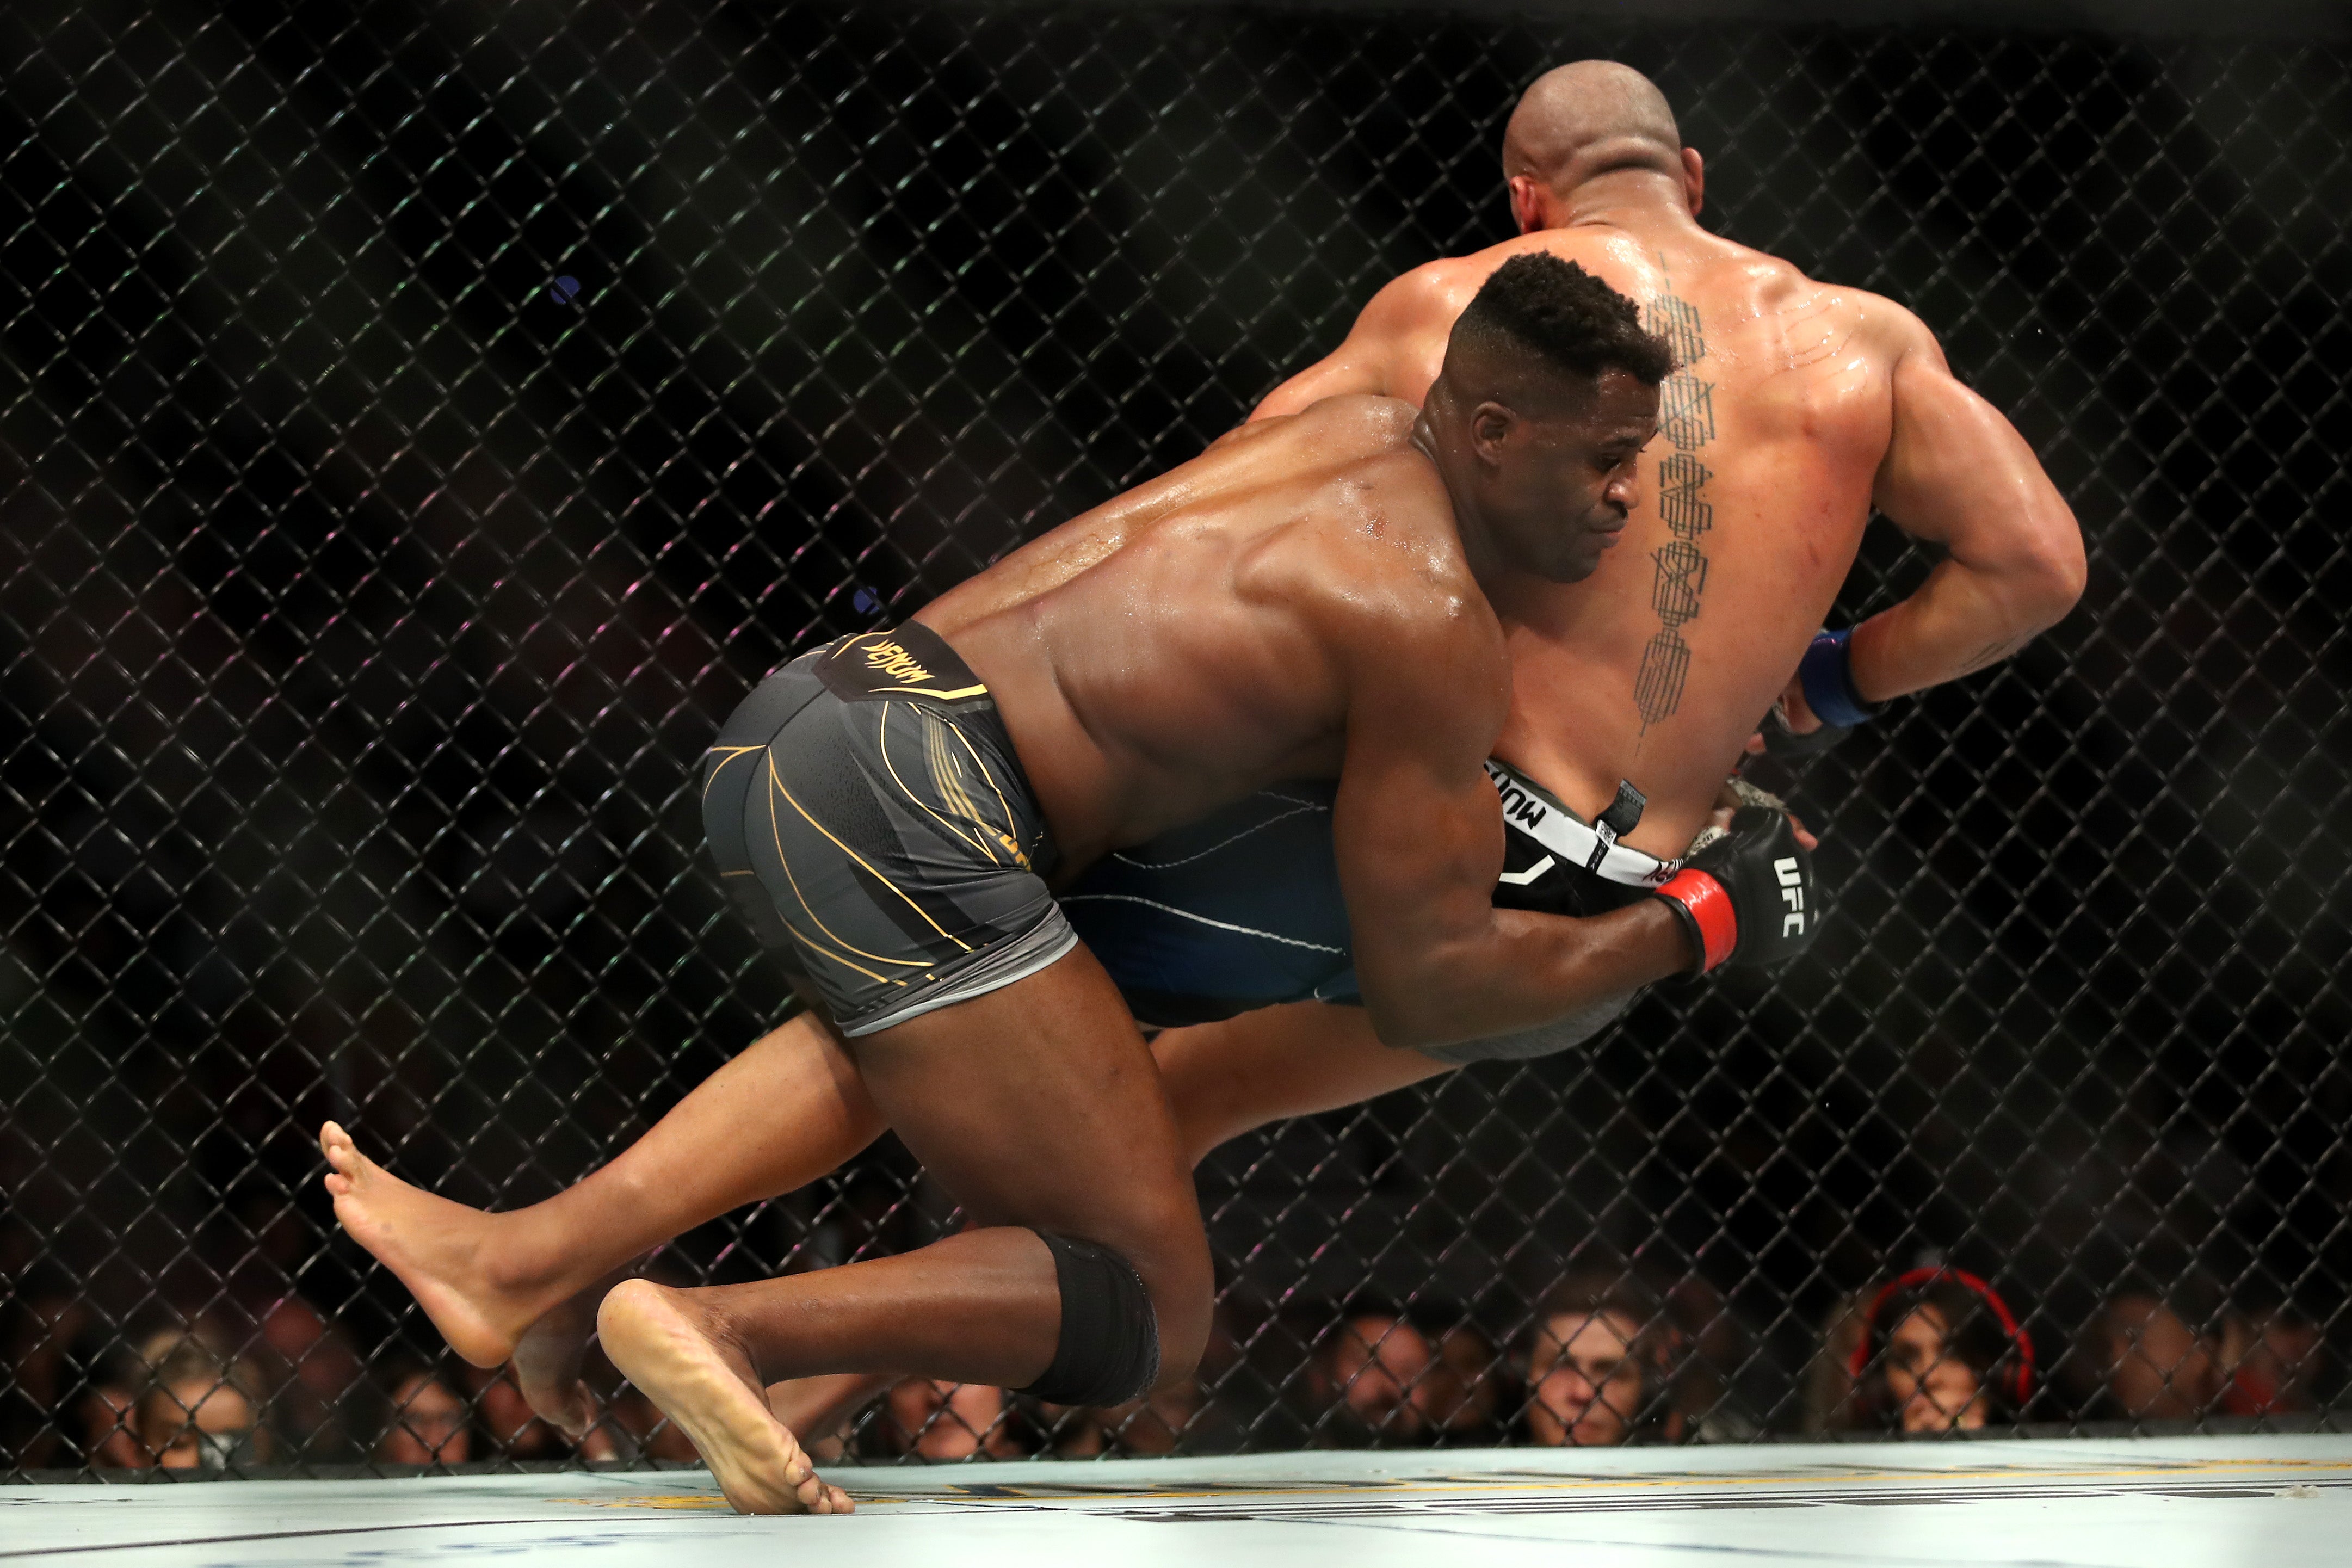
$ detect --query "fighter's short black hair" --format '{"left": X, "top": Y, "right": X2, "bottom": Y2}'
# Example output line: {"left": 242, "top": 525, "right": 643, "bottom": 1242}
{"left": 1453, "top": 252, "right": 1674, "bottom": 390}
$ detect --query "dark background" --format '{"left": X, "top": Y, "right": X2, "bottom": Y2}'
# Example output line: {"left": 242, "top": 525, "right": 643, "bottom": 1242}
{"left": 2, "top": 0, "right": 2347, "bottom": 1466}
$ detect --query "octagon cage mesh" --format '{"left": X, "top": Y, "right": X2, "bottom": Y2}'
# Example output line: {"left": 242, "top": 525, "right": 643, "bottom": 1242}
{"left": 3, "top": 0, "right": 2349, "bottom": 1476}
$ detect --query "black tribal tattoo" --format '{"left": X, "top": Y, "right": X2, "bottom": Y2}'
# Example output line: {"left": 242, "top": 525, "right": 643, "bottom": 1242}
{"left": 1635, "top": 286, "right": 1715, "bottom": 731}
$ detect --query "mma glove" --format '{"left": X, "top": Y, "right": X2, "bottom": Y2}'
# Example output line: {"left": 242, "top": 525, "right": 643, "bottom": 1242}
{"left": 1650, "top": 804, "right": 1819, "bottom": 976}
{"left": 1761, "top": 705, "right": 1854, "bottom": 759}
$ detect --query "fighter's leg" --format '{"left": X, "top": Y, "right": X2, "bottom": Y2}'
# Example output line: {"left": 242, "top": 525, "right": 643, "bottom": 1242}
{"left": 320, "top": 1010, "right": 884, "bottom": 1371}
{"left": 599, "top": 944, "right": 1211, "bottom": 1513}
{"left": 754, "top": 1001, "right": 1447, "bottom": 1434}
{"left": 1155, "top": 1001, "right": 1452, "bottom": 1164}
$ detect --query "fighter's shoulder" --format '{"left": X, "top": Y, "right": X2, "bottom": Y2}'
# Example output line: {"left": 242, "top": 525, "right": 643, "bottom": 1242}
{"left": 1258, "top": 392, "right": 1427, "bottom": 463}
{"left": 1350, "top": 255, "right": 1483, "bottom": 337}
{"left": 1256, "top": 407, "right": 1489, "bottom": 625}
{"left": 1838, "top": 287, "right": 1947, "bottom": 367}
{"left": 1316, "top": 461, "right": 1499, "bottom": 660}
{"left": 1753, "top": 262, "right": 1946, "bottom": 366}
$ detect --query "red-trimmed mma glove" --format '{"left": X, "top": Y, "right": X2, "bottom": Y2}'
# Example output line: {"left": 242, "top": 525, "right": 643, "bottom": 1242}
{"left": 1650, "top": 806, "right": 1819, "bottom": 976}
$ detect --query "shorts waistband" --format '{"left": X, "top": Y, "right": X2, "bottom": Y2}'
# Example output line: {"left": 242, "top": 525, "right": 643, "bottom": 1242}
{"left": 1486, "top": 758, "right": 1682, "bottom": 888}
{"left": 815, "top": 621, "right": 990, "bottom": 704}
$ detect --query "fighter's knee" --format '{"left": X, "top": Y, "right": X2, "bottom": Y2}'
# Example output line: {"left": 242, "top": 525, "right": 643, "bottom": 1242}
{"left": 1017, "top": 1228, "right": 1212, "bottom": 1405}
{"left": 1133, "top": 1241, "right": 1214, "bottom": 1386}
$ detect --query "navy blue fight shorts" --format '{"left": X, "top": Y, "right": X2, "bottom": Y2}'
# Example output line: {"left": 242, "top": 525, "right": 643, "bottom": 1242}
{"left": 703, "top": 623, "right": 1076, "bottom": 1037}
{"left": 1061, "top": 759, "right": 1689, "bottom": 1064}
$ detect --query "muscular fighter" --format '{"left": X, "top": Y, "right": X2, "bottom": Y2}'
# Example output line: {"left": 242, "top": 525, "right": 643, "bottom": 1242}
{"left": 325, "top": 257, "right": 1817, "bottom": 1512}
{"left": 320, "top": 60, "right": 2082, "bottom": 1470}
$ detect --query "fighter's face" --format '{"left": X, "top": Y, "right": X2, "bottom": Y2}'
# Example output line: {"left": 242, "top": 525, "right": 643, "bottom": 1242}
{"left": 1473, "top": 368, "right": 1658, "bottom": 582}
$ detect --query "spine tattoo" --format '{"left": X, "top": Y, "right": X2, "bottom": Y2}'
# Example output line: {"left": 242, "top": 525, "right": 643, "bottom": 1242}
{"left": 1635, "top": 289, "right": 1715, "bottom": 731}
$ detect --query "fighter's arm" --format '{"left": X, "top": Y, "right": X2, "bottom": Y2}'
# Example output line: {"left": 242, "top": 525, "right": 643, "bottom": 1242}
{"left": 1246, "top": 264, "right": 1459, "bottom": 422}
{"left": 1325, "top": 593, "right": 1688, "bottom": 1051}
{"left": 1839, "top": 309, "right": 2086, "bottom": 705}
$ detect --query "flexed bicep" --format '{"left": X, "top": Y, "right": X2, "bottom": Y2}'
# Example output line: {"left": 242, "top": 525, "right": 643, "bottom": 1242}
{"left": 1875, "top": 337, "right": 2079, "bottom": 577}
{"left": 1845, "top": 313, "right": 2085, "bottom": 700}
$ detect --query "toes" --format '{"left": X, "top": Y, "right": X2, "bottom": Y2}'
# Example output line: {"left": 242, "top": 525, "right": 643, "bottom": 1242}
{"left": 320, "top": 1126, "right": 360, "bottom": 1177}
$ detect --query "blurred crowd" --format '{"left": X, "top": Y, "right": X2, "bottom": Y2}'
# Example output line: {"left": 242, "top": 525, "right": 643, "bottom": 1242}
{"left": 3, "top": 1252, "right": 2336, "bottom": 1470}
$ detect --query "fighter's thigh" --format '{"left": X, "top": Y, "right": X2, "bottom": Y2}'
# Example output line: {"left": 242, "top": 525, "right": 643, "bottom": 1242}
{"left": 1152, "top": 1002, "right": 1455, "bottom": 1166}
{"left": 845, "top": 943, "right": 1211, "bottom": 1354}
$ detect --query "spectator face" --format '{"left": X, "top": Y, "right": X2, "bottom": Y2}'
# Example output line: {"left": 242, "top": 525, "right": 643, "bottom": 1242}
{"left": 1882, "top": 1306, "right": 1987, "bottom": 1433}
{"left": 379, "top": 1373, "right": 470, "bottom": 1465}
{"left": 885, "top": 1380, "right": 1020, "bottom": 1459}
{"left": 1525, "top": 1308, "right": 1646, "bottom": 1446}
{"left": 2101, "top": 1295, "right": 2215, "bottom": 1420}
{"left": 1323, "top": 1315, "right": 1433, "bottom": 1440}
{"left": 139, "top": 1378, "right": 264, "bottom": 1469}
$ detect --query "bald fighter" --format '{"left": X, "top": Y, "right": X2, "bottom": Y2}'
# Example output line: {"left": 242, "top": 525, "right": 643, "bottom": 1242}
{"left": 1058, "top": 57, "right": 2084, "bottom": 1044}
{"left": 320, "top": 62, "right": 2081, "bottom": 1460}
{"left": 325, "top": 257, "right": 1817, "bottom": 1511}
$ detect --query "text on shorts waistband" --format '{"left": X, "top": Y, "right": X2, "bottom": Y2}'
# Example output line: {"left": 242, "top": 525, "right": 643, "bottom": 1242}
{"left": 1485, "top": 758, "right": 1682, "bottom": 888}
{"left": 817, "top": 622, "right": 990, "bottom": 703}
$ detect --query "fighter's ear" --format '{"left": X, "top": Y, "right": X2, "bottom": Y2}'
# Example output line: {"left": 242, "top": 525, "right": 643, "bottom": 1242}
{"left": 1469, "top": 401, "right": 1516, "bottom": 466}
{"left": 1507, "top": 175, "right": 1547, "bottom": 236}
{"left": 1681, "top": 148, "right": 1705, "bottom": 217}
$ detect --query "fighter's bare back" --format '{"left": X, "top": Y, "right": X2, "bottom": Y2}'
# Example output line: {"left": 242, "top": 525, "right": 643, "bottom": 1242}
{"left": 1258, "top": 221, "right": 2073, "bottom": 860}
{"left": 917, "top": 395, "right": 1499, "bottom": 876}
{"left": 1485, "top": 227, "right": 1894, "bottom": 852}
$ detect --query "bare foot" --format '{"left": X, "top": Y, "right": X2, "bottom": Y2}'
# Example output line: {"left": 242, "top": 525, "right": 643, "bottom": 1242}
{"left": 598, "top": 1279, "right": 848, "bottom": 1516}
{"left": 318, "top": 1121, "right": 556, "bottom": 1368}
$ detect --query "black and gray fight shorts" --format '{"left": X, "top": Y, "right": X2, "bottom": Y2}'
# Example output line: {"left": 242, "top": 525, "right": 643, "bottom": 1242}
{"left": 703, "top": 623, "right": 1076, "bottom": 1037}
{"left": 1062, "top": 760, "right": 1688, "bottom": 1065}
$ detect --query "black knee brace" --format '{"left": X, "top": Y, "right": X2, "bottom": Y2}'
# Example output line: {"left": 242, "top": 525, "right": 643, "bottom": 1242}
{"left": 1016, "top": 1231, "right": 1162, "bottom": 1408}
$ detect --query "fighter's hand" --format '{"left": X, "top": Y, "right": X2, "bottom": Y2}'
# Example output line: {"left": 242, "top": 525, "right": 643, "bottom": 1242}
{"left": 1652, "top": 800, "right": 1820, "bottom": 975}
{"left": 1708, "top": 776, "right": 1817, "bottom": 851}
{"left": 1746, "top": 678, "right": 1854, "bottom": 760}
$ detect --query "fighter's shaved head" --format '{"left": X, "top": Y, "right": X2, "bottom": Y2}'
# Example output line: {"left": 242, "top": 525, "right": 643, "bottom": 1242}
{"left": 1502, "top": 61, "right": 1683, "bottom": 193}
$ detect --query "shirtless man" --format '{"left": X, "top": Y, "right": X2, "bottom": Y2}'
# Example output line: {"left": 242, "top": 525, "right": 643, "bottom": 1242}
{"left": 325, "top": 256, "right": 1823, "bottom": 1512}
{"left": 319, "top": 61, "right": 2081, "bottom": 1466}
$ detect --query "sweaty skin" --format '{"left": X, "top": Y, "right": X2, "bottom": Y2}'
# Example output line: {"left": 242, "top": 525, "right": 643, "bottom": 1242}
{"left": 320, "top": 65, "right": 2083, "bottom": 1455}
{"left": 326, "top": 299, "right": 1689, "bottom": 1505}
{"left": 916, "top": 384, "right": 1674, "bottom": 1048}
{"left": 1254, "top": 74, "right": 2083, "bottom": 854}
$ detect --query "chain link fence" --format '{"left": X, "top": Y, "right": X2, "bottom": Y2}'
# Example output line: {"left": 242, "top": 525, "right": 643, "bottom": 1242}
{"left": 3, "top": 1, "right": 2348, "bottom": 1475}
